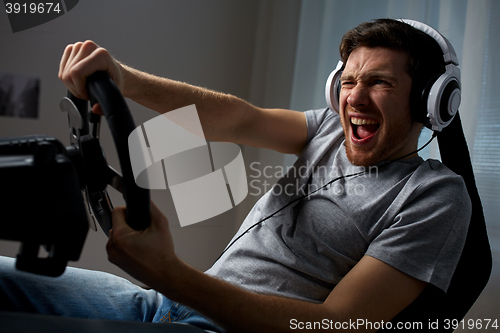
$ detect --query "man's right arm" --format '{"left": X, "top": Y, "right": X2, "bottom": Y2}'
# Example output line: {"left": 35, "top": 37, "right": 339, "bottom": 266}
{"left": 59, "top": 41, "right": 307, "bottom": 155}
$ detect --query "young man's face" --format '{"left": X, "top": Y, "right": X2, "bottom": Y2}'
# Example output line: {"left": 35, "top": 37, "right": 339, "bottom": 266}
{"left": 338, "top": 46, "right": 422, "bottom": 166}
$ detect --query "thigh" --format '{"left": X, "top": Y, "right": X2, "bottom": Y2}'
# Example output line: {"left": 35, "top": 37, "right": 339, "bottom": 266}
{"left": 0, "top": 256, "right": 162, "bottom": 322}
{"left": 154, "top": 300, "right": 225, "bottom": 333}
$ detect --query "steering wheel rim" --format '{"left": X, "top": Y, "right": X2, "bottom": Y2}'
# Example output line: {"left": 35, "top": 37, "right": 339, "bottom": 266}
{"left": 66, "top": 71, "right": 151, "bottom": 232}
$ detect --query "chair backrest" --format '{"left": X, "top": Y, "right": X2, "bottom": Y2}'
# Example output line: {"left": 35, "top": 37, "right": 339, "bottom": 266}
{"left": 385, "top": 112, "right": 492, "bottom": 331}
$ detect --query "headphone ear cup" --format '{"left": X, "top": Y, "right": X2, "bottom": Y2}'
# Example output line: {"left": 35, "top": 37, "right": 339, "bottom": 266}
{"left": 425, "top": 63, "right": 461, "bottom": 131}
{"left": 412, "top": 74, "right": 440, "bottom": 127}
{"left": 325, "top": 61, "right": 344, "bottom": 113}
{"left": 439, "top": 79, "right": 461, "bottom": 123}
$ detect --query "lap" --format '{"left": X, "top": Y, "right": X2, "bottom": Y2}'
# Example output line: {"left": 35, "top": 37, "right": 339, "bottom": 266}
{"left": 0, "top": 256, "right": 224, "bottom": 332}
{"left": 0, "top": 255, "right": 161, "bottom": 321}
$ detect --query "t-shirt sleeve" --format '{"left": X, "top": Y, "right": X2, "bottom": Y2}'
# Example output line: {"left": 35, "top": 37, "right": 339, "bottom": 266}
{"left": 365, "top": 167, "right": 471, "bottom": 293}
{"left": 304, "top": 108, "right": 335, "bottom": 143}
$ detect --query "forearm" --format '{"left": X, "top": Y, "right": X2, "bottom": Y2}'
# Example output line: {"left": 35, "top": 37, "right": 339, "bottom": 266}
{"left": 157, "top": 259, "right": 335, "bottom": 333}
{"left": 120, "top": 63, "right": 307, "bottom": 153}
{"left": 120, "top": 63, "right": 251, "bottom": 143}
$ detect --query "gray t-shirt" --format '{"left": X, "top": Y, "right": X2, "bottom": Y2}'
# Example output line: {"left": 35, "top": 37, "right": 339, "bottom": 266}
{"left": 206, "top": 108, "right": 471, "bottom": 303}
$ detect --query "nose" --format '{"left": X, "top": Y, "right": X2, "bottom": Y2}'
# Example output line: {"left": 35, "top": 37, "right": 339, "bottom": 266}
{"left": 346, "top": 84, "right": 369, "bottom": 108}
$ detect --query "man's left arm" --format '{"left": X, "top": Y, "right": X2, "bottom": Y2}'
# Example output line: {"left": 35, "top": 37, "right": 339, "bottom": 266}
{"left": 106, "top": 203, "right": 426, "bottom": 333}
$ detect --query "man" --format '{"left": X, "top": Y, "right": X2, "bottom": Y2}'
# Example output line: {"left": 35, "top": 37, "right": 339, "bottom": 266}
{"left": 0, "top": 19, "right": 470, "bottom": 332}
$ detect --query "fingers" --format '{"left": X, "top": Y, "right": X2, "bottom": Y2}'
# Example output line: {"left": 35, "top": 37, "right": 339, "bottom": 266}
{"left": 106, "top": 206, "right": 130, "bottom": 259}
{"left": 109, "top": 201, "right": 167, "bottom": 235}
{"left": 58, "top": 40, "right": 121, "bottom": 101}
{"left": 58, "top": 44, "right": 73, "bottom": 78}
{"left": 66, "top": 42, "right": 97, "bottom": 100}
{"left": 109, "top": 206, "right": 129, "bottom": 234}
{"left": 92, "top": 103, "right": 104, "bottom": 116}
{"left": 58, "top": 41, "right": 98, "bottom": 99}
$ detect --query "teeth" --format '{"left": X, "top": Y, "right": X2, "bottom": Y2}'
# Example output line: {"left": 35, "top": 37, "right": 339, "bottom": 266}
{"left": 350, "top": 117, "right": 378, "bottom": 125}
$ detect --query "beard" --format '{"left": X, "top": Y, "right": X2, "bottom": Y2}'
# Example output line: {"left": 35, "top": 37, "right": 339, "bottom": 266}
{"left": 344, "top": 119, "right": 416, "bottom": 167}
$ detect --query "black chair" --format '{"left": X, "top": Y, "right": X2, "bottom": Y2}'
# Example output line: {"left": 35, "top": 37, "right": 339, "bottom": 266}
{"left": 387, "top": 112, "right": 492, "bottom": 331}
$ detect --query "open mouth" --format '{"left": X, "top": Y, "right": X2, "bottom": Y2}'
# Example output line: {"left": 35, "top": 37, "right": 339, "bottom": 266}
{"left": 350, "top": 116, "right": 380, "bottom": 141}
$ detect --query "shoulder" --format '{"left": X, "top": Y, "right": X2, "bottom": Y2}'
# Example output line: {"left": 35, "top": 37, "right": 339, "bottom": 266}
{"left": 412, "top": 159, "right": 470, "bottom": 199}
{"left": 304, "top": 108, "right": 343, "bottom": 143}
{"left": 399, "top": 158, "right": 472, "bottom": 221}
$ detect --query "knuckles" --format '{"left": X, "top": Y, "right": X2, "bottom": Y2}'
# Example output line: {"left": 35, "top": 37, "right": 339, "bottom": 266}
{"left": 82, "top": 40, "right": 99, "bottom": 51}
{"left": 59, "top": 40, "right": 113, "bottom": 99}
{"left": 92, "top": 47, "right": 112, "bottom": 64}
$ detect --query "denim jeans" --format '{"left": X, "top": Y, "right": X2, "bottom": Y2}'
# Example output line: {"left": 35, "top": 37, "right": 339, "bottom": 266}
{"left": 0, "top": 256, "right": 223, "bottom": 332}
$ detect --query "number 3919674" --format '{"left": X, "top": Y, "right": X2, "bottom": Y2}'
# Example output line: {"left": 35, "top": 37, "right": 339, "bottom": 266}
{"left": 5, "top": 2, "right": 62, "bottom": 14}
{"left": 444, "top": 318, "right": 499, "bottom": 330}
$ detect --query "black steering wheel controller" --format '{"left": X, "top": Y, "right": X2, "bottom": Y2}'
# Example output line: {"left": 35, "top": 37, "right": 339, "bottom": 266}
{"left": 62, "top": 71, "right": 151, "bottom": 234}
{"left": 0, "top": 72, "right": 150, "bottom": 276}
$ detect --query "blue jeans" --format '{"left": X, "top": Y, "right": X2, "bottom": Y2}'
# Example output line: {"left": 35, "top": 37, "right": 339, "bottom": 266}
{"left": 0, "top": 256, "right": 223, "bottom": 332}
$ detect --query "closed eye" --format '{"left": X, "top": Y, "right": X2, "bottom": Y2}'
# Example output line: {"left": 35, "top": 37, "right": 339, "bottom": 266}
{"left": 373, "top": 79, "right": 392, "bottom": 87}
{"left": 340, "top": 80, "right": 354, "bottom": 87}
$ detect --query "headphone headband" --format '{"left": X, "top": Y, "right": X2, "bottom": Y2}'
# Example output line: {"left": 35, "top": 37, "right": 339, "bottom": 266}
{"left": 399, "top": 19, "right": 459, "bottom": 66}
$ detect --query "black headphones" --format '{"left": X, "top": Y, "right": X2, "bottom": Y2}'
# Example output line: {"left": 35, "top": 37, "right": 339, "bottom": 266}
{"left": 325, "top": 19, "right": 461, "bottom": 132}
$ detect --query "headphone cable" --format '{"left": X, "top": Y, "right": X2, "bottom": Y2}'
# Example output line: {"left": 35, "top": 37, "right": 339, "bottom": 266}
{"left": 213, "top": 130, "right": 438, "bottom": 264}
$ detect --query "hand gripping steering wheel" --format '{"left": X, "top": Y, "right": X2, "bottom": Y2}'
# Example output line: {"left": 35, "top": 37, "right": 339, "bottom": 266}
{"left": 60, "top": 71, "right": 150, "bottom": 235}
